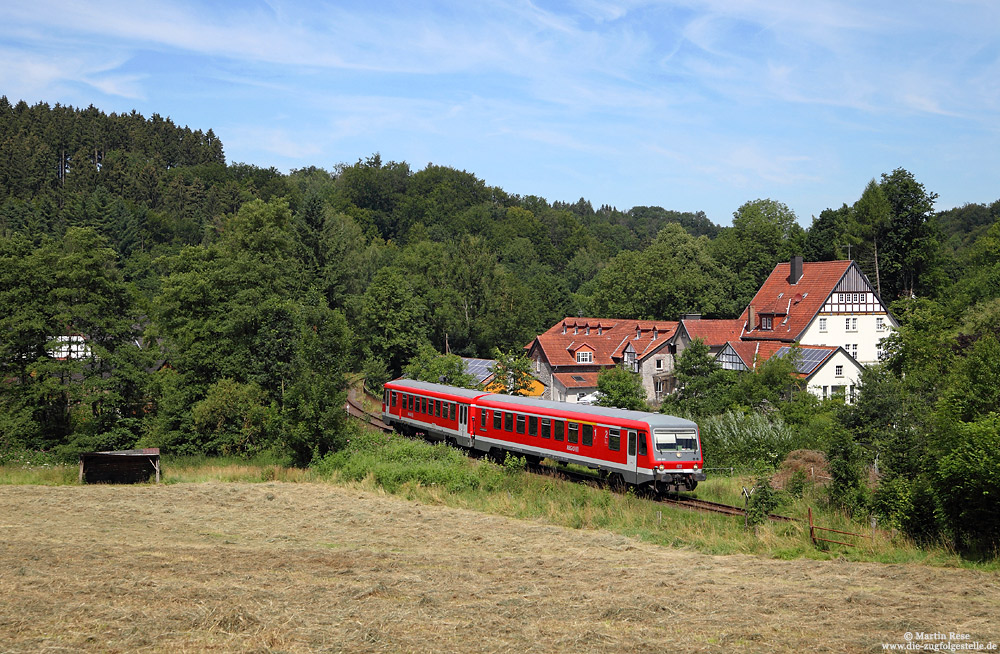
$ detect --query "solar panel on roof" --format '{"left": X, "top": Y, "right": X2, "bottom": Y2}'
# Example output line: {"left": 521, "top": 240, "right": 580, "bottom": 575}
{"left": 775, "top": 346, "right": 829, "bottom": 375}
{"left": 462, "top": 358, "right": 497, "bottom": 384}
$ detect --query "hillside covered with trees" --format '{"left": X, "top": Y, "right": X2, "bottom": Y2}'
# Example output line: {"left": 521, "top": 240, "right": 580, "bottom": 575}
{"left": 2, "top": 100, "right": 998, "bottom": 554}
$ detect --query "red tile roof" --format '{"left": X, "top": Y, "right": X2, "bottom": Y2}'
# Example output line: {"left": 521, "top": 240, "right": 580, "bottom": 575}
{"left": 739, "top": 260, "right": 853, "bottom": 341}
{"left": 553, "top": 372, "right": 600, "bottom": 389}
{"left": 679, "top": 318, "right": 746, "bottom": 347}
{"left": 527, "top": 317, "right": 678, "bottom": 368}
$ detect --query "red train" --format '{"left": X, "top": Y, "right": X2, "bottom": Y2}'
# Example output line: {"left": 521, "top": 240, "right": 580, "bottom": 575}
{"left": 382, "top": 379, "right": 705, "bottom": 492}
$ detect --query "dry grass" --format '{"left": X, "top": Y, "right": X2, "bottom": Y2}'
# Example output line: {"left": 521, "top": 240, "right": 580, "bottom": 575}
{"left": 1, "top": 482, "right": 998, "bottom": 653}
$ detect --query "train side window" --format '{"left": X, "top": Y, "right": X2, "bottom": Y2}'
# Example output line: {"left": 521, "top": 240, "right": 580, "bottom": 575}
{"left": 450, "top": 403, "right": 457, "bottom": 420}
{"left": 582, "top": 424, "right": 593, "bottom": 447}
{"left": 420, "top": 398, "right": 426, "bottom": 414}
{"left": 504, "top": 412, "right": 513, "bottom": 432}
{"left": 516, "top": 415, "right": 525, "bottom": 434}
{"left": 609, "top": 428, "right": 621, "bottom": 451}
{"left": 567, "top": 423, "right": 578, "bottom": 444}
{"left": 553, "top": 420, "right": 564, "bottom": 441}
{"left": 528, "top": 416, "right": 538, "bottom": 436}
{"left": 480, "top": 409, "right": 487, "bottom": 432}
{"left": 638, "top": 431, "right": 647, "bottom": 456}
{"left": 437, "top": 400, "right": 443, "bottom": 417}
{"left": 409, "top": 395, "right": 415, "bottom": 411}
{"left": 628, "top": 430, "right": 637, "bottom": 456}
{"left": 390, "top": 391, "right": 396, "bottom": 406}
{"left": 493, "top": 410, "right": 502, "bottom": 430}
{"left": 541, "top": 419, "right": 551, "bottom": 439}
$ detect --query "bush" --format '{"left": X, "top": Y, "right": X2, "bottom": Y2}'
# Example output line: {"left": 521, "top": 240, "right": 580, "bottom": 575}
{"left": 746, "top": 465, "right": 782, "bottom": 528}
{"left": 826, "top": 427, "right": 868, "bottom": 517}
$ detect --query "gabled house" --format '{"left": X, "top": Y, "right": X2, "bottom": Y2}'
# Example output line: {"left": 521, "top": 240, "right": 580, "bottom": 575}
{"left": 525, "top": 318, "right": 678, "bottom": 402}
{"left": 717, "top": 341, "right": 864, "bottom": 402}
{"left": 740, "top": 257, "right": 897, "bottom": 365}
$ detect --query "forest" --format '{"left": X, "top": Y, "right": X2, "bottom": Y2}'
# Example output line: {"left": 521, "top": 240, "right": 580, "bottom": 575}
{"left": 1, "top": 99, "right": 998, "bottom": 554}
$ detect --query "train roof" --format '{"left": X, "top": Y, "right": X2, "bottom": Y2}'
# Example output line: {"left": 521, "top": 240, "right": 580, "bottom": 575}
{"left": 385, "top": 378, "right": 489, "bottom": 401}
{"left": 477, "top": 393, "right": 698, "bottom": 430}
{"left": 386, "top": 379, "right": 698, "bottom": 431}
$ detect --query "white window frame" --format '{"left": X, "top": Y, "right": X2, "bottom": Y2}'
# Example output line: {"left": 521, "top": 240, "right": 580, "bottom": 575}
{"left": 576, "top": 351, "right": 593, "bottom": 364}
{"left": 835, "top": 365, "right": 844, "bottom": 377}
{"left": 819, "top": 318, "right": 827, "bottom": 332}
{"left": 655, "top": 358, "right": 663, "bottom": 370}
{"left": 761, "top": 316, "right": 773, "bottom": 330}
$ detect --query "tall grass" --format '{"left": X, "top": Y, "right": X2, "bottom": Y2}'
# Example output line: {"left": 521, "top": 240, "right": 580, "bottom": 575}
{"left": 699, "top": 410, "right": 814, "bottom": 469}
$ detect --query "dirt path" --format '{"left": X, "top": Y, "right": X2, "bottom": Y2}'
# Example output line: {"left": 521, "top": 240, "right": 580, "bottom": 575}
{"left": 1, "top": 482, "right": 996, "bottom": 653}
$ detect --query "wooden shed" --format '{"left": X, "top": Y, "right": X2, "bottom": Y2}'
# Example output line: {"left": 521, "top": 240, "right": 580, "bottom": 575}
{"left": 79, "top": 448, "right": 161, "bottom": 484}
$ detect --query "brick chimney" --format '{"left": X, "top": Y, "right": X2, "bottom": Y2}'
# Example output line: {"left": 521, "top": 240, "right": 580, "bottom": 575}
{"left": 747, "top": 305, "right": 756, "bottom": 331}
{"left": 789, "top": 256, "right": 804, "bottom": 285}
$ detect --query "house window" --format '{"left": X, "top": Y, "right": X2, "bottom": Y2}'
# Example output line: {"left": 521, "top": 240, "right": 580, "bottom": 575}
{"left": 850, "top": 344, "right": 858, "bottom": 358}
{"left": 576, "top": 351, "right": 593, "bottom": 364}
{"left": 852, "top": 318, "right": 857, "bottom": 331}
{"left": 838, "top": 293, "right": 845, "bottom": 302}
{"left": 655, "top": 358, "right": 663, "bottom": 370}
{"left": 876, "top": 317, "right": 885, "bottom": 331}
{"left": 822, "top": 386, "right": 829, "bottom": 399}
{"left": 835, "top": 365, "right": 844, "bottom": 377}
{"left": 819, "top": 318, "right": 827, "bottom": 332}
{"left": 535, "top": 357, "right": 541, "bottom": 372}
{"left": 761, "top": 316, "right": 773, "bottom": 330}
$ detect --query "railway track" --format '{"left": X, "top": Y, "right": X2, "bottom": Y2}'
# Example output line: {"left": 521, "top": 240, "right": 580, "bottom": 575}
{"left": 345, "top": 384, "right": 796, "bottom": 523}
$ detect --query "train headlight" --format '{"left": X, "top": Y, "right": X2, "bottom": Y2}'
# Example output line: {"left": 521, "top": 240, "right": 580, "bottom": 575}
{"left": 658, "top": 464, "right": 665, "bottom": 471}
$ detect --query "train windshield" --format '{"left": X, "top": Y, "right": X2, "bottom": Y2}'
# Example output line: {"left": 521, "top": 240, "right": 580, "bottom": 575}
{"left": 653, "top": 429, "right": 699, "bottom": 453}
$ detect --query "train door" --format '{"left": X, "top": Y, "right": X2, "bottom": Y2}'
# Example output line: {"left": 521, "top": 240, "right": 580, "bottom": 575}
{"left": 626, "top": 429, "right": 638, "bottom": 482}
{"left": 458, "top": 404, "right": 472, "bottom": 447}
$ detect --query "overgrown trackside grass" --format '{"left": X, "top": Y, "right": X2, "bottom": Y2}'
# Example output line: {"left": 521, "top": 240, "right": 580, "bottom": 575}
{"left": 2, "top": 429, "right": 989, "bottom": 568}
{"left": 311, "top": 427, "right": 986, "bottom": 568}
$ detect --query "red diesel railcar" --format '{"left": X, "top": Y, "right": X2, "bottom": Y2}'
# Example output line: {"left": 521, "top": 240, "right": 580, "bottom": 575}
{"left": 382, "top": 379, "right": 705, "bottom": 492}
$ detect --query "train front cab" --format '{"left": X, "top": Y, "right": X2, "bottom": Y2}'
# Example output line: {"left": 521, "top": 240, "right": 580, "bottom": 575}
{"left": 637, "top": 420, "right": 706, "bottom": 492}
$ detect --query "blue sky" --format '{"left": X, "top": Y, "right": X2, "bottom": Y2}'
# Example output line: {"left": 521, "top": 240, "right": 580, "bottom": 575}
{"left": 2, "top": 1, "right": 998, "bottom": 226}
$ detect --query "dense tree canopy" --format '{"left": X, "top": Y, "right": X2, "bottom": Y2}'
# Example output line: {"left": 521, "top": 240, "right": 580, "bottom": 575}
{"left": 1, "top": 98, "right": 999, "bottom": 554}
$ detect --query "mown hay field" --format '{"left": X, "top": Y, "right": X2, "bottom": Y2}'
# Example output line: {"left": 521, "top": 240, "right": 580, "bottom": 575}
{"left": 1, "top": 482, "right": 997, "bottom": 653}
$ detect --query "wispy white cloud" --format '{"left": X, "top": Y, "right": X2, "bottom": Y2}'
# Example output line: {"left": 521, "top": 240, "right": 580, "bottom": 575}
{"left": 1, "top": 0, "right": 998, "bottom": 220}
